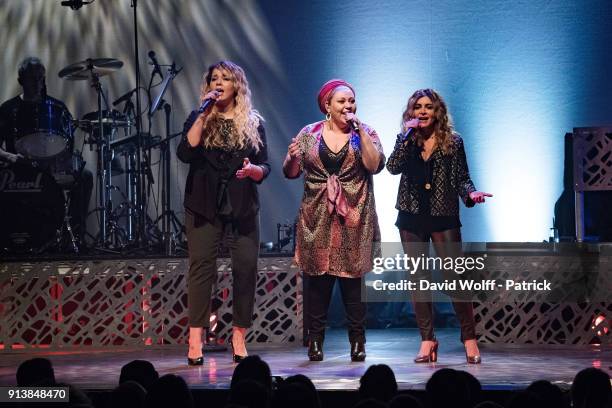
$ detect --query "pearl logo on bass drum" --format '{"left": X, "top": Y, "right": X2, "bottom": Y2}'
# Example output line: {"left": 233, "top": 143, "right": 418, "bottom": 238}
{"left": 0, "top": 168, "right": 44, "bottom": 192}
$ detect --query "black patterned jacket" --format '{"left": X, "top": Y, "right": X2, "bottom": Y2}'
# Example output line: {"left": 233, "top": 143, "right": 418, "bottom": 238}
{"left": 386, "top": 133, "right": 476, "bottom": 216}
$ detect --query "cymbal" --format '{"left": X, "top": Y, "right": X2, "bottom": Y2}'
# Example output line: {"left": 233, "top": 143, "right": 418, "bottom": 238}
{"left": 75, "top": 110, "right": 131, "bottom": 133}
{"left": 58, "top": 58, "right": 123, "bottom": 80}
{"left": 82, "top": 109, "right": 130, "bottom": 124}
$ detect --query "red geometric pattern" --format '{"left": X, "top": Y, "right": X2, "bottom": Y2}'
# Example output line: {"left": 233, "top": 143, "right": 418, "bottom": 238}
{"left": 0, "top": 258, "right": 302, "bottom": 349}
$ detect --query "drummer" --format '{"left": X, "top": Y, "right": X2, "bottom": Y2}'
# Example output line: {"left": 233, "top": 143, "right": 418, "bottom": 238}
{"left": 0, "top": 56, "right": 93, "bottom": 248}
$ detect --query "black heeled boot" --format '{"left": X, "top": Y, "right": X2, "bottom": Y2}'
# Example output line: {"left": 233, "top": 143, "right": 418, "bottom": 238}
{"left": 308, "top": 340, "right": 324, "bottom": 361}
{"left": 350, "top": 341, "right": 366, "bottom": 362}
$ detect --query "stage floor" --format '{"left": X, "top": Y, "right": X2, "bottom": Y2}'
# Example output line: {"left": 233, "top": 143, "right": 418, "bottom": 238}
{"left": 1, "top": 329, "right": 609, "bottom": 391}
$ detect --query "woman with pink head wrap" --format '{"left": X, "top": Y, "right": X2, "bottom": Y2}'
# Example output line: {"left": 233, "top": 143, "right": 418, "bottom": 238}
{"left": 283, "top": 79, "right": 385, "bottom": 362}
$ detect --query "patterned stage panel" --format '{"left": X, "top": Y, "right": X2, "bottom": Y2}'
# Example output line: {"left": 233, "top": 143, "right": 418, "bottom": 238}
{"left": 0, "top": 257, "right": 302, "bottom": 349}
{"left": 573, "top": 127, "right": 612, "bottom": 192}
{"left": 0, "top": 252, "right": 610, "bottom": 350}
{"left": 474, "top": 248, "right": 612, "bottom": 344}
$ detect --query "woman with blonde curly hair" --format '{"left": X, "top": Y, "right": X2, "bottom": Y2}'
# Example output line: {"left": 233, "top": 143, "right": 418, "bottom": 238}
{"left": 177, "top": 60, "right": 270, "bottom": 365}
{"left": 387, "top": 89, "right": 491, "bottom": 365}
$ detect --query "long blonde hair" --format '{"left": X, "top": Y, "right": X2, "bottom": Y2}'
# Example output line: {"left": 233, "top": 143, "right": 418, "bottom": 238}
{"left": 199, "top": 60, "right": 263, "bottom": 152}
{"left": 401, "top": 88, "right": 456, "bottom": 154}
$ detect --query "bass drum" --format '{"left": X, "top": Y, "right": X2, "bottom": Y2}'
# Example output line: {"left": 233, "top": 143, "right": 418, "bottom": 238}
{"left": 13, "top": 99, "right": 73, "bottom": 159}
{"left": 0, "top": 163, "right": 65, "bottom": 253}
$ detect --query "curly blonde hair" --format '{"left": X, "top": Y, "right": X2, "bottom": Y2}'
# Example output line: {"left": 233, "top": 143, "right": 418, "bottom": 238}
{"left": 199, "top": 60, "right": 263, "bottom": 152}
{"left": 401, "top": 88, "right": 456, "bottom": 154}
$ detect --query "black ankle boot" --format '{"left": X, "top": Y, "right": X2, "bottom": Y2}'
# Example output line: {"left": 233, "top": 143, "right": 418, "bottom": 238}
{"left": 350, "top": 341, "right": 366, "bottom": 362}
{"left": 308, "top": 340, "right": 323, "bottom": 361}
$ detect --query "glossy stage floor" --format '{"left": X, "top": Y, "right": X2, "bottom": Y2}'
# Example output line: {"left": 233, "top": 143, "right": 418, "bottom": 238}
{"left": 1, "top": 329, "right": 609, "bottom": 392}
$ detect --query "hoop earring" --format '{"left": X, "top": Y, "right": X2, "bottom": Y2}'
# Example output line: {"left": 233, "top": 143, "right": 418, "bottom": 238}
{"left": 325, "top": 112, "right": 331, "bottom": 121}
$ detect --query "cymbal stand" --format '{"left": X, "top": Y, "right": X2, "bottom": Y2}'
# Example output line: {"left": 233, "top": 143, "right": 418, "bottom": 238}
{"left": 89, "top": 70, "right": 110, "bottom": 245}
{"left": 89, "top": 68, "right": 126, "bottom": 249}
{"left": 119, "top": 98, "right": 138, "bottom": 243}
{"left": 58, "top": 191, "right": 79, "bottom": 253}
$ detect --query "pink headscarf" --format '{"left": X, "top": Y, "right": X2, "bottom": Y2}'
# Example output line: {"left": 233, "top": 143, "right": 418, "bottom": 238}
{"left": 317, "top": 79, "right": 355, "bottom": 114}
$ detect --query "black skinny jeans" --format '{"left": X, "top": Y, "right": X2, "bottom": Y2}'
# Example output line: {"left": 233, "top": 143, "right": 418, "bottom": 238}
{"left": 185, "top": 211, "right": 259, "bottom": 328}
{"left": 399, "top": 228, "right": 477, "bottom": 342}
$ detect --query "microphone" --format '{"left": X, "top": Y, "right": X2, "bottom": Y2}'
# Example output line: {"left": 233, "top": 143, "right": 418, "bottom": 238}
{"left": 148, "top": 51, "right": 163, "bottom": 79}
{"left": 401, "top": 127, "right": 416, "bottom": 142}
{"left": 197, "top": 98, "right": 215, "bottom": 114}
{"left": 113, "top": 88, "right": 137, "bottom": 106}
{"left": 347, "top": 119, "right": 360, "bottom": 133}
{"left": 60, "top": 0, "right": 92, "bottom": 10}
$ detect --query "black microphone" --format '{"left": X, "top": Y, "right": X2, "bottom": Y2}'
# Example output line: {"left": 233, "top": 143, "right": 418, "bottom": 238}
{"left": 197, "top": 98, "right": 215, "bottom": 114}
{"left": 401, "top": 127, "right": 416, "bottom": 142}
{"left": 60, "top": 0, "right": 92, "bottom": 10}
{"left": 148, "top": 51, "right": 163, "bottom": 79}
{"left": 347, "top": 119, "right": 360, "bottom": 133}
{"left": 113, "top": 88, "right": 137, "bottom": 106}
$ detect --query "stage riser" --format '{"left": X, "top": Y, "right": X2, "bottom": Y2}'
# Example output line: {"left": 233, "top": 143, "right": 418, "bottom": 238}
{"left": 0, "top": 258, "right": 302, "bottom": 349}
{"left": 0, "top": 257, "right": 609, "bottom": 349}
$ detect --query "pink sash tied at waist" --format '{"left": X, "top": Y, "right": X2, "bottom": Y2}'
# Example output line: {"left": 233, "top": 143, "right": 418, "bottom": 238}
{"left": 326, "top": 174, "right": 349, "bottom": 217}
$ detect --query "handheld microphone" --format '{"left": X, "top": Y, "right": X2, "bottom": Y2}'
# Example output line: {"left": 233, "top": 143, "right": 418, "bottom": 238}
{"left": 148, "top": 51, "right": 163, "bottom": 79}
{"left": 347, "top": 119, "right": 359, "bottom": 133}
{"left": 401, "top": 127, "right": 416, "bottom": 142}
{"left": 197, "top": 98, "right": 215, "bottom": 114}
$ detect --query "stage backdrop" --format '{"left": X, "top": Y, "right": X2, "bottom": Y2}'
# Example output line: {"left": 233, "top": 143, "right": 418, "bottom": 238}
{"left": 1, "top": 0, "right": 611, "bottom": 243}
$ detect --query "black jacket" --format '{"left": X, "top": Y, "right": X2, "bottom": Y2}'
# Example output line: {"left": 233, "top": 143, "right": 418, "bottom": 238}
{"left": 386, "top": 134, "right": 475, "bottom": 217}
{"left": 176, "top": 111, "right": 270, "bottom": 222}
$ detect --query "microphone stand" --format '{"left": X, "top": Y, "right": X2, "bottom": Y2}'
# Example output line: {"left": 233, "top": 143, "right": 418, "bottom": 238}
{"left": 148, "top": 105, "right": 184, "bottom": 255}
{"left": 148, "top": 64, "right": 183, "bottom": 255}
{"left": 131, "top": 0, "right": 146, "bottom": 247}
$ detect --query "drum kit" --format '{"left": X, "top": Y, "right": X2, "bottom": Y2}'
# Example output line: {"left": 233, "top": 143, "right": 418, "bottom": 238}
{"left": 0, "top": 57, "right": 184, "bottom": 255}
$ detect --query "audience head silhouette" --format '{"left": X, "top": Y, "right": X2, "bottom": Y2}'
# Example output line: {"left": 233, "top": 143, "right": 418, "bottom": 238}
{"left": 230, "top": 355, "right": 273, "bottom": 395}
{"left": 571, "top": 367, "right": 611, "bottom": 408}
{"left": 120, "top": 360, "right": 159, "bottom": 391}
{"left": 359, "top": 364, "right": 398, "bottom": 403}
{"left": 16, "top": 358, "right": 56, "bottom": 386}
{"left": 145, "top": 374, "right": 193, "bottom": 408}
{"left": 426, "top": 368, "right": 470, "bottom": 408}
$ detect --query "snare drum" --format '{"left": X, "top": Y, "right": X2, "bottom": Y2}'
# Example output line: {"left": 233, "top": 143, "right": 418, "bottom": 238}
{"left": 0, "top": 163, "right": 65, "bottom": 252}
{"left": 12, "top": 99, "right": 73, "bottom": 160}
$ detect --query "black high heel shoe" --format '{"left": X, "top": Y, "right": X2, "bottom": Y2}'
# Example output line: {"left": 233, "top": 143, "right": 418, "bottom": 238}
{"left": 187, "top": 356, "right": 204, "bottom": 366}
{"left": 187, "top": 346, "right": 204, "bottom": 366}
{"left": 350, "top": 341, "right": 366, "bottom": 362}
{"left": 231, "top": 338, "right": 247, "bottom": 363}
{"left": 307, "top": 340, "right": 323, "bottom": 361}
{"left": 414, "top": 340, "right": 438, "bottom": 363}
